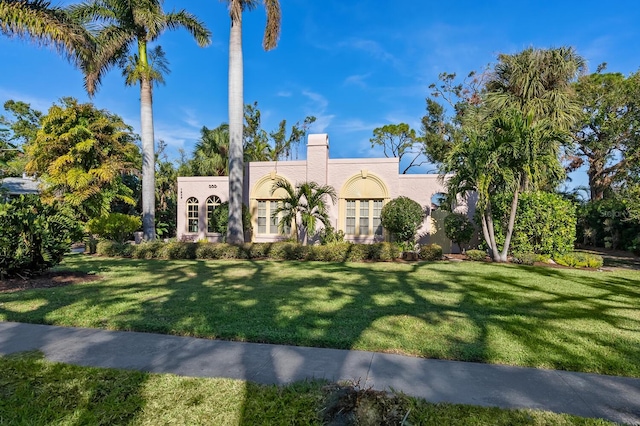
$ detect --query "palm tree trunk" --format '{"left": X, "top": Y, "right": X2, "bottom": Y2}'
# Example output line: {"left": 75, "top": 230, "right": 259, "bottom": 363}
{"left": 140, "top": 75, "right": 156, "bottom": 241}
{"left": 227, "top": 11, "right": 244, "bottom": 245}
{"left": 498, "top": 186, "right": 520, "bottom": 262}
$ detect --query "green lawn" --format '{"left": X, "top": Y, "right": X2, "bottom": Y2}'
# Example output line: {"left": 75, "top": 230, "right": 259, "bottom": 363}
{"left": 1, "top": 254, "right": 639, "bottom": 377}
{"left": 0, "top": 352, "right": 614, "bottom": 425}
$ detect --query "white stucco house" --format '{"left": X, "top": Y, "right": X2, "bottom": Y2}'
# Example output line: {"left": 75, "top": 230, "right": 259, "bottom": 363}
{"left": 177, "top": 134, "right": 471, "bottom": 253}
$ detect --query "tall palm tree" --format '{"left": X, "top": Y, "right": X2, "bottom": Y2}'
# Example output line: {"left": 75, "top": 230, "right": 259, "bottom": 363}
{"left": 192, "top": 123, "right": 229, "bottom": 176}
{"left": 70, "top": 0, "right": 211, "bottom": 240}
{"left": 224, "top": 0, "right": 281, "bottom": 245}
{"left": 485, "top": 46, "right": 586, "bottom": 132}
{"left": 0, "top": 0, "right": 92, "bottom": 63}
{"left": 271, "top": 179, "right": 336, "bottom": 245}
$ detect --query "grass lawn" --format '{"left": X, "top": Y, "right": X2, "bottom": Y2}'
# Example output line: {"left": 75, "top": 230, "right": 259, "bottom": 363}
{"left": 0, "top": 254, "right": 639, "bottom": 377}
{"left": 0, "top": 352, "right": 614, "bottom": 425}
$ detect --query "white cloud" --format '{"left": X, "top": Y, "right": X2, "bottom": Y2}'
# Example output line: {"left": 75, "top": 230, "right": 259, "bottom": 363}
{"left": 302, "top": 90, "right": 334, "bottom": 132}
{"left": 276, "top": 90, "right": 292, "bottom": 97}
{"left": 343, "top": 73, "right": 371, "bottom": 88}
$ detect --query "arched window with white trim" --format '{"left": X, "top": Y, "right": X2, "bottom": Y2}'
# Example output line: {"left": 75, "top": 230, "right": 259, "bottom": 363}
{"left": 339, "top": 172, "right": 389, "bottom": 238}
{"left": 186, "top": 197, "right": 199, "bottom": 233}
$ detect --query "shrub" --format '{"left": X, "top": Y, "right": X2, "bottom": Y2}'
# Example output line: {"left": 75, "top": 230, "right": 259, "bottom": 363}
{"left": 419, "top": 244, "right": 443, "bottom": 261}
{"left": 444, "top": 213, "right": 475, "bottom": 252}
{"left": 96, "top": 240, "right": 132, "bottom": 257}
{"left": 86, "top": 213, "right": 141, "bottom": 243}
{"left": 368, "top": 242, "right": 401, "bottom": 261}
{"left": 554, "top": 252, "right": 603, "bottom": 269}
{"left": 131, "top": 241, "right": 164, "bottom": 259}
{"left": 511, "top": 252, "right": 536, "bottom": 266}
{"left": 246, "top": 243, "right": 272, "bottom": 259}
{"left": 0, "top": 195, "right": 83, "bottom": 278}
{"left": 318, "top": 225, "right": 345, "bottom": 245}
{"left": 490, "top": 191, "right": 576, "bottom": 257}
{"left": 466, "top": 249, "right": 487, "bottom": 262}
{"left": 209, "top": 202, "right": 252, "bottom": 238}
{"left": 577, "top": 198, "right": 640, "bottom": 251}
{"left": 380, "top": 196, "right": 425, "bottom": 243}
{"left": 158, "top": 242, "right": 197, "bottom": 260}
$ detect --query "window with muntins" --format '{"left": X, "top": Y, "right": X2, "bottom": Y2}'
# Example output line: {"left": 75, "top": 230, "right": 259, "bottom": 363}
{"left": 345, "top": 199, "right": 384, "bottom": 236}
{"left": 186, "top": 197, "right": 199, "bottom": 233}
{"left": 257, "top": 200, "right": 290, "bottom": 235}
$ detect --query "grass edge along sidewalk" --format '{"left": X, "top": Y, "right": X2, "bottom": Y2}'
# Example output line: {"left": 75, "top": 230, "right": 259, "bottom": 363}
{"left": 0, "top": 254, "right": 638, "bottom": 378}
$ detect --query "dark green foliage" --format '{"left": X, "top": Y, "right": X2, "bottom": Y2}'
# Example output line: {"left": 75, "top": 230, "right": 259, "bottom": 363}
{"left": 380, "top": 196, "right": 425, "bottom": 243}
{"left": 0, "top": 195, "right": 82, "bottom": 277}
{"left": 318, "top": 225, "right": 345, "bottom": 245}
{"left": 122, "top": 241, "right": 402, "bottom": 263}
{"left": 419, "top": 244, "right": 443, "bottom": 261}
{"left": 554, "top": 252, "right": 603, "bottom": 269}
{"left": 209, "top": 201, "right": 252, "bottom": 237}
{"left": 96, "top": 240, "right": 132, "bottom": 257}
{"left": 443, "top": 213, "right": 475, "bottom": 252}
{"left": 577, "top": 198, "right": 640, "bottom": 251}
{"left": 491, "top": 191, "right": 576, "bottom": 256}
{"left": 86, "top": 213, "right": 141, "bottom": 243}
{"left": 157, "top": 242, "right": 197, "bottom": 260}
{"left": 466, "top": 249, "right": 487, "bottom": 261}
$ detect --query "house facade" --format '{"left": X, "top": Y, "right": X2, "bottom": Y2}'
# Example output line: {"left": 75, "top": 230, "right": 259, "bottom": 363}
{"left": 177, "top": 134, "right": 468, "bottom": 252}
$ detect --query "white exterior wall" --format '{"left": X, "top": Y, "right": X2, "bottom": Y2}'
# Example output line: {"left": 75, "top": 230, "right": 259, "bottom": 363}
{"left": 176, "top": 134, "right": 466, "bottom": 252}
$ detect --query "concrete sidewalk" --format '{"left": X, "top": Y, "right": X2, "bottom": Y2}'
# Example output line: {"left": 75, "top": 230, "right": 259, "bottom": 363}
{"left": 1, "top": 321, "right": 638, "bottom": 425}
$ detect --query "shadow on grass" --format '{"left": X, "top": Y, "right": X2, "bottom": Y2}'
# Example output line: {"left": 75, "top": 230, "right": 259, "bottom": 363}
{"left": 0, "top": 255, "right": 639, "bottom": 380}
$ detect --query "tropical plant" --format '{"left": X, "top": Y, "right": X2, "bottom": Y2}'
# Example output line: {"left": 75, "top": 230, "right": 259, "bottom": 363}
{"left": 70, "top": 0, "right": 211, "bottom": 241}
{"left": 270, "top": 179, "right": 337, "bottom": 245}
{"left": 86, "top": 212, "right": 141, "bottom": 243}
{"left": 380, "top": 196, "right": 424, "bottom": 245}
{"left": 24, "top": 98, "right": 139, "bottom": 222}
{"left": 0, "top": 100, "right": 42, "bottom": 177}
{"left": 208, "top": 201, "right": 252, "bottom": 238}
{"left": 0, "top": 194, "right": 83, "bottom": 278}
{"left": 224, "top": 0, "right": 281, "bottom": 245}
{"left": 190, "top": 123, "right": 229, "bottom": 176}
{"left": 0, "top": 0, "right": 92, "bottom": 64}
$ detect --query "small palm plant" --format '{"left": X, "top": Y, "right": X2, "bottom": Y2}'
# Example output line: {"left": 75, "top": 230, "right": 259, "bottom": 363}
{"left": 270, "top": 179, "right": 337, "bottom": 245}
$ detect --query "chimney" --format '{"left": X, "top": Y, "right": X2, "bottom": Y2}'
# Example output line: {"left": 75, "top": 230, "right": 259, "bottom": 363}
{"left": 306, "top": 134, "right": 329, "bottom": 185}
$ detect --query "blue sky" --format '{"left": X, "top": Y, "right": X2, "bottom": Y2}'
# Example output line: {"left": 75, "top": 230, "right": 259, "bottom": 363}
{"left": 1, "top": 0, "right": 639, "bottom": 187}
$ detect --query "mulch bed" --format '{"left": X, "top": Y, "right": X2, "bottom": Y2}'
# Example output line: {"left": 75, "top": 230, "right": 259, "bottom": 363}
{"left": 0, "top": 271, "right": 102, "bottom": 293}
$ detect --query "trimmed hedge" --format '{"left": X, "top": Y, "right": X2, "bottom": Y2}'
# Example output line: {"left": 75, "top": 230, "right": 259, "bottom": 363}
{"left": 96, "top": 241, "right": 405, "bottom": 262}
{"left": 419, "top": 244, "right": 443, "bottom": 261}
{"left": 466, "top": 249, "right": 487, "bottom": 261}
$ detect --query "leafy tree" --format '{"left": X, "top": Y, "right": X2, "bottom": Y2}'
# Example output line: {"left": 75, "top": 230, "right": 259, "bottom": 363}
{"left": 224, "top": 0, "right": 281, "bottom": 245}
{"left": 70, "top": 0, "right": 211, "bottom": 241}
{"left": 444, "top": 213, "right": 475, "bottom": 253}
{"left": 0, "top": 194, "right": 82, "bottom": 278}
{"left": 155, "top": 140, "right": 177, "bottom": 238}
{"left": 380, "top": 196, "right": 424, "bottom": 245}
{"left": 208, "top": 201, "right": 252, "bottom": 238}
{"left": 0, "top": 100, "right": 42, "bottom": 176}
{"left": 0, "top": 0, "right": 92, "bottom": 65}
{"left": 190, "top": 123, "right": 230, "bottom": 176}
{"left": 24, "top": 98, "right": 139, "bottom": 221}
{"left": 86, "top": 212, "right": 141, "bottom": 243}
{"left": 570, "top": 69, "right": 640, "bottom": 200}
{"left": 270, "top": 179, "right": 337, "bottom": 245}
{"left": 370, "top": 123, "right": 424, "bottom": 174}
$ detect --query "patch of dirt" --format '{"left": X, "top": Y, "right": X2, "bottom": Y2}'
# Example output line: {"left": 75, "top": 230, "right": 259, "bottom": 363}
{"left": 321, "top": 383, "right": 411, "bottom": 426}
{"left": 0, "top": 271, "right": 101, "bottom": 293}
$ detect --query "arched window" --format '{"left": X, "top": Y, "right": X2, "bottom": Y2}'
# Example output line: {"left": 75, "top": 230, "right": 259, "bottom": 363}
{"left": 206, "top": 195, "right": 221, "bottom": 233}
{"left": 186, "top": 197, "right": 199, "bottom": 233}
{"left": 251, "top": 174, "right": 292, "bottom": 236}
{"left": 340, "top": 172, "right": 389, "bottom": 237}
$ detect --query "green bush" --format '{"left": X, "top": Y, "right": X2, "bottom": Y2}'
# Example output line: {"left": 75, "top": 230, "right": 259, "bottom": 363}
{"left": 380, "top": 196, "right": 425, "bottom": 243}
{"left": 0, "top": 195, "right": 83, "bottom": 278}
{"left": 511, "top": 252, "right": 537, "bottom": 266}
{"left": 86, "top": 213, "right": 141, "bottom": 243}
{"left": 554, "top": 252, "right": 603, "bottom": 269}
{"left": 368, "top": 242, "right": 401, "bottom": 261}
{"left": 158, "top": 242, "right": 197, "bottom": 260}
{"left": 131, "top": 241, "right": 164, "bottom": 259}
{"left": 209, "top": 202, "right": 252, "bottom": 237}
{"left": 419, "top": 244, "right": 443, "bottom": 261}
{"left": 490, "top": 191, "right": 576, "bottom": 256}
{"left": 96, "top": 240, "right": 132, "bottom": 257}
{"left": 318, "top": 225, "right": 345, "bottom": 245}
{"left": 577, "top": 198, "right": 640, "bottom": 251}
{"left": 444, "top": 213, "right": 475, "bottom": 252}
{"left": 466, "top": 249, "right": 487, "bottom": 261}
